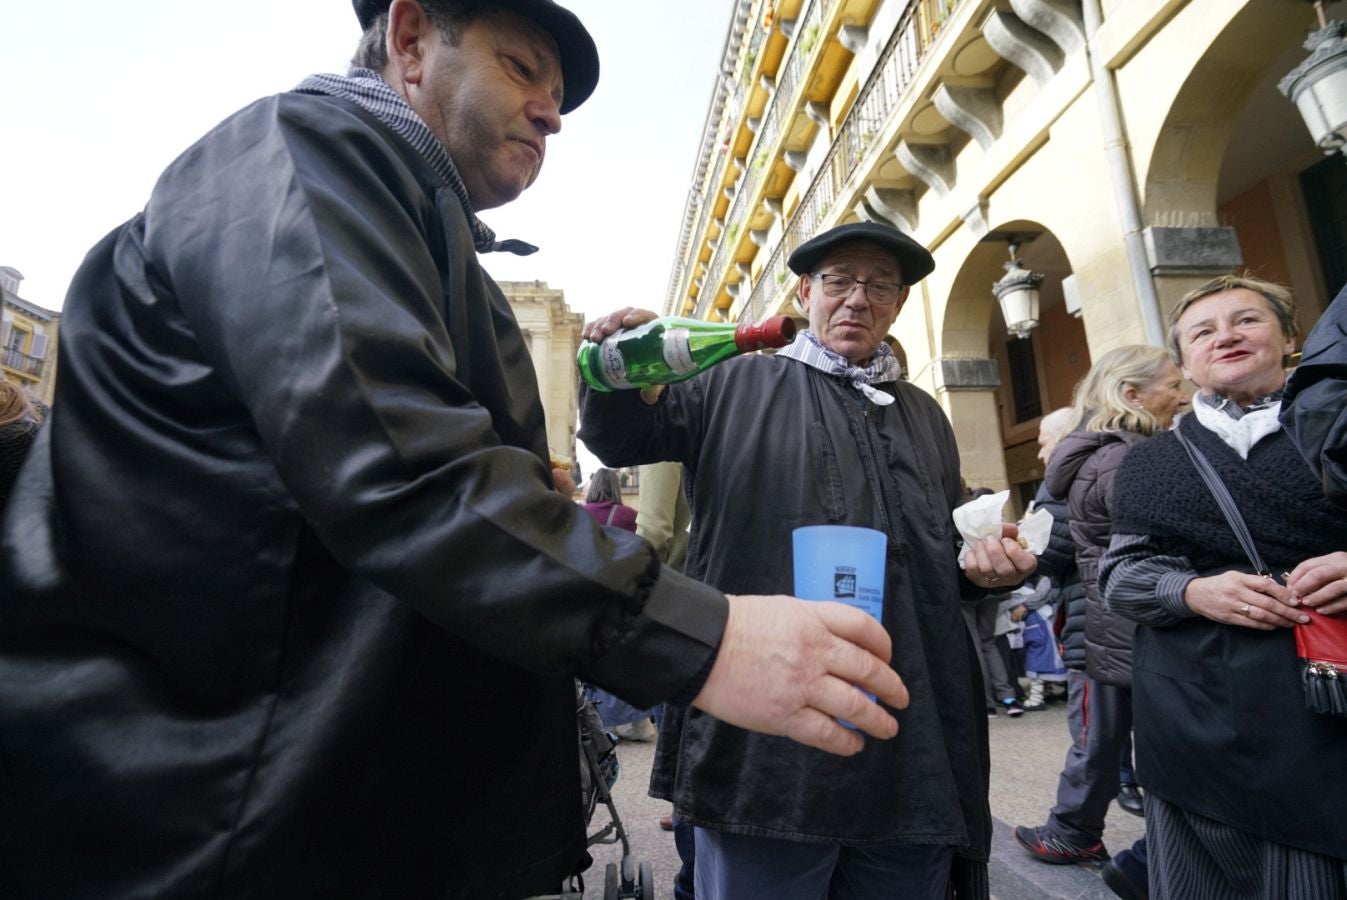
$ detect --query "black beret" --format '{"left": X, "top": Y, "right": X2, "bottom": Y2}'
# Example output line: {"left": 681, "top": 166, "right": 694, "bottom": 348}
{"left": 787, "top": 222, "right": 935, "bottom": 285}
{"left": 352, "top": 0, "right": 599, "bottom": 114}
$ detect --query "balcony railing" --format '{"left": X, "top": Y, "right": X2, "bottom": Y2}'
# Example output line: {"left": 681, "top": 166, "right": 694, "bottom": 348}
{"left": 694, "top": 0, "right": 826, "bottom": 319}
{"left": 746, "top": 0, "right": 963, "bottom": 322}
{"left": 2, "top": 347, "right": 44, "bottom": 378}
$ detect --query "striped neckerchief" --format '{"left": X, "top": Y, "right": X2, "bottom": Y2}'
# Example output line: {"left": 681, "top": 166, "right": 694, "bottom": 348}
{"left": 1190, "top": 389, "right": 1285, "bottom": 460}
{"left": 776, "top": 329, "right": 901, "bottom": 406}
{"left": 295, "top": 68, "right": 537, "bottom": 257}
{"left": 1195, "top": 390, "right": 1283, "bottom": 420}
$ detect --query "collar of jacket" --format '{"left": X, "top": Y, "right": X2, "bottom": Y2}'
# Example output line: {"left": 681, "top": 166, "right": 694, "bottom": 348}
{"left": 295, "top": 68, "right": 537, "bottom": 257}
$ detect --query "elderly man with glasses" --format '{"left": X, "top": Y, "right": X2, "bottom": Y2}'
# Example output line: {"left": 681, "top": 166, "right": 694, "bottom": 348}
{"left": 580, "top": 221, "right": 1035, "bottom": 900}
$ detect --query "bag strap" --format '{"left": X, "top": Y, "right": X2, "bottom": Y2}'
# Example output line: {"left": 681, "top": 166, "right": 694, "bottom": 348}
{"left": 605, "top": 504, "right": 619, "bottom": 526}
{"left": 1172, "top": 425, "right": 1269, "bottom": 576}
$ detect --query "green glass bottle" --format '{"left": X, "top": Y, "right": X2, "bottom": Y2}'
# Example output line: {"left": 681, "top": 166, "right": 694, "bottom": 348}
{"left": 577, "top": 315, "right": 797, "bottom": 392}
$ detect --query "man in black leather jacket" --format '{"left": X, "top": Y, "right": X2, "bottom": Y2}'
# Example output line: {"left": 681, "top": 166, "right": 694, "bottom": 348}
{"left": 0, "top": 3, "right": 909, "bottom": 897}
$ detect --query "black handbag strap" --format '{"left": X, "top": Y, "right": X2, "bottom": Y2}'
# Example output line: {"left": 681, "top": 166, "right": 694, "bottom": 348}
{"left": 1171, "top": 425, "right": 1269, "bottom": 577}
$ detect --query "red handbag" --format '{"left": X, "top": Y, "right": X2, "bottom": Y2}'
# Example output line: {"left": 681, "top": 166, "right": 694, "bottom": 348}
{"left": 1294, "top": 606, "right": 1347, "bottom": 716}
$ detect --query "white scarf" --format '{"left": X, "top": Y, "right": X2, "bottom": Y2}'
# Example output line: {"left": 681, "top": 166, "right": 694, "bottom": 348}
{"left": 1189, "top": 399, "right": 1283, "bottom": 460}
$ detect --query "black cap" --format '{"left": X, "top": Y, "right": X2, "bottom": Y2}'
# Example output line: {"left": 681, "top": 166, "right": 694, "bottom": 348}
{"left": 787, "top": 222, "right": 935, "bottom": 285}
{"left": 352, "top": 0, "right": 599, "bottom": 114}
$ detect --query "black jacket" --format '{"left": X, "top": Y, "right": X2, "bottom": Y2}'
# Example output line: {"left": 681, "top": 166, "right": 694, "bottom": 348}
{"left": 0, "top": 90, "right": 727, "bottom": 899}
{"left": 580, "top": 355, "right": 992, "bottom": 889}
{"left": 1045, "top": 428, "right": 1145, "bottom": 687}
{"left": 1109, "top": 419, "right": 1347, "bottom": 860}
{"left": 1282, "top": 282, "right": 1347, "bottom": 507}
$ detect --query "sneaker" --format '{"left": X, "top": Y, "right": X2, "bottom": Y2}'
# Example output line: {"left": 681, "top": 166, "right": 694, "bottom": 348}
{"left": 1014, "top": 825, "right": 1109, "bottom": 865}
{"left": 1001, "top": 698, "right": 1025, "bottom": 718}
{"left": 987, "top": 706, "right": 998, "bottom": 718}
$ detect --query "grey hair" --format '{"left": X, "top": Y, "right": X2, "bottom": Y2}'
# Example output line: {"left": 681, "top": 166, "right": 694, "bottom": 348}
{"left": 352, "top": 2, "right": 491, "bottom": 71}
{"left": 1037, "top": 407, "right": 1073, "bottom": 443}
{"left": 585, "top": 468, "right": 622, "bottom": 504}
{"left": 1165, "top": 272, "right": 1298, "bottom": 367}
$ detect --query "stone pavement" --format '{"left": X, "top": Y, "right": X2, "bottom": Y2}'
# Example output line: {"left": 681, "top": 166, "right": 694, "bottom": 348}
{"left": 585, "top": 700, "right": 1145, "bottom": 899}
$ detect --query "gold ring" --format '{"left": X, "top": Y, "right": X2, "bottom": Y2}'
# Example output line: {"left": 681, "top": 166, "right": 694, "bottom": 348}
{"left": 1239, "top": 604, "right": 1252, "bottom": 617}
{"left": 986, "top": 574, "right": 1000, "bottom": 584}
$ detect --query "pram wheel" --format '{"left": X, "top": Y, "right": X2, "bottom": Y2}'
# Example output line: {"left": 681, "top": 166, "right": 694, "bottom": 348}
{"left": 602, "top": 862, "right": 620, "bottom": 900}
{"left": 637, "top": 860, "right": 654, "bottom": 899}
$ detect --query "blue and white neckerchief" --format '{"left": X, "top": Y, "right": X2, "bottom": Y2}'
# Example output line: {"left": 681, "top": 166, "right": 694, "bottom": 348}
{"left": 1190, "top": 390, "right": 1285, "bottom": 460}
{"left": 295, "top": 68, "right": 537, "bottom": 257}
{"left": 776, "top": 329, "right": 901, "bottom": 406}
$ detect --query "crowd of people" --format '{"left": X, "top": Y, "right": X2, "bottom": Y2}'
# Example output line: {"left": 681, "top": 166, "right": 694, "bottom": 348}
{"left": 0, "top": 1, "right": 1344, "bottom": 899}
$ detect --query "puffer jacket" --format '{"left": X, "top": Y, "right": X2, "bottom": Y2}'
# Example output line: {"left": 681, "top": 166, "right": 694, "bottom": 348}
{"left": 1032, "top": 483, "right": 1086, "bottom": 670}
{"left": 1044, "top": 428, "right": 1146, "bottom": 687}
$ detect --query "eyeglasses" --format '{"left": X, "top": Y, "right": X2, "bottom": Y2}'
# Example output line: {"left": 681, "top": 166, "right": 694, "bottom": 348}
{"left": 813, "top": 272, "right": 906, "bottom": 306}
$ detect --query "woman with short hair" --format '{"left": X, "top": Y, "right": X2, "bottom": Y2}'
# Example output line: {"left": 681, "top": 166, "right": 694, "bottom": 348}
{"left": 1100, "top": 274, "right": 1347, "bottom": 899}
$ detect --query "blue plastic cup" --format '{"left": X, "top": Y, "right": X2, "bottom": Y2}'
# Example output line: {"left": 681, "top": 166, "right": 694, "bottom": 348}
{"left": 792, "top": 525, "right": 888, "bottom": 728}
{"left": 792, "top": 525, "right": 887, "bottom": 620}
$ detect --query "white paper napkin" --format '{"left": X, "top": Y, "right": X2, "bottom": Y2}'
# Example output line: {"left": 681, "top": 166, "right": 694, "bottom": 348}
{"left": 953, "top": 490, "right": 1053, "bottom": 567}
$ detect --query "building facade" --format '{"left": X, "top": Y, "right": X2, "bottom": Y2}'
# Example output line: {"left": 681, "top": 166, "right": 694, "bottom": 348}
{"left": 500, "top": 280, "right": 587, "bottom": 471}
{"left": 1, "top": 267, "right": 60, "bottom": 407}
{"left": 664, "top": 0, "right": 1339, "bottom": 511}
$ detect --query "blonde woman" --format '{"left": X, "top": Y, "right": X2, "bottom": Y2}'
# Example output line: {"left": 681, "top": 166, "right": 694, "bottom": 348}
{"left": 0, "top": 380, "right": 42, "bottom": 508}
{"left": 1016, "top": 345, "right": 1185, "bottom": 899}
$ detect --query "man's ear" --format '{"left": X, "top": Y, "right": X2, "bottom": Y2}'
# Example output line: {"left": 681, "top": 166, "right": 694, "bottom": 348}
{"left": 386, "top": 0, "right": 435, "bottom": 86}
{"left": 797, "top": 275, "right": 812, "bottom": 315}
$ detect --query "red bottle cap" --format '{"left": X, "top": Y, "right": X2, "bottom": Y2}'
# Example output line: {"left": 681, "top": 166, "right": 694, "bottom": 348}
{"left": 734, "top": 316, "right": 797, "bottom": 351}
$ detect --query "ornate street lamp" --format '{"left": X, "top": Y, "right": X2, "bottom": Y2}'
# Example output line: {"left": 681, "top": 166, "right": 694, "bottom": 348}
{"left": 1279, "top": 2, "right": 1347, "bottom": 159}
{"left": 992, "top": 240, "right": 1045, "bottom": 340}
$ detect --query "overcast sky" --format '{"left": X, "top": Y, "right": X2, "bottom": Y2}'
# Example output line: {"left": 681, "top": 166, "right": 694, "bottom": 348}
{"left": 1, "top": 0, "right": 734, "bottom": 325}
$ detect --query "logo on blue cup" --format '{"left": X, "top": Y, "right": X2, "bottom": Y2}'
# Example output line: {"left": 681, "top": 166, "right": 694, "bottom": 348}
{"left": 833, "top": 566, "right": 857, "bottom": 599}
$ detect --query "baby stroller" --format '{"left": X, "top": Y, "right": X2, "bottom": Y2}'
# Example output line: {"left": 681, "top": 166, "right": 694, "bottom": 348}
{"left": 536, "top": 685, "right": 656, "bottom": 900}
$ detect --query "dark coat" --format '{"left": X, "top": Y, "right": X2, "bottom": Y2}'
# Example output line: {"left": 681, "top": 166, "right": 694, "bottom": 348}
{"left": 1032, "top": 483, "right": 1085, "bottom": 670}
{"left": 0, "top": 91, "right": 726, "bottom": 899}
{"left": 580, "top": 357, "right": 992, "bottom": 886}
{"left": 1282, "top": 282, "right": 1347, "bottom": 508}
{"left": 1110, "top": 418, "right": 1347, "bottom": 860}
{"left": 1045, "top": 428, "right": 1145, "bottom": 687}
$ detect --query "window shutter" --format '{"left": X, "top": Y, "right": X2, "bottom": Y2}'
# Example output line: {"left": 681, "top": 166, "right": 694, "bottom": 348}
{"left": 30, "top": 332, "right": 48, "bottom": 359}
{"left": 0, "top": 320, "right": 10, "bottom": 350}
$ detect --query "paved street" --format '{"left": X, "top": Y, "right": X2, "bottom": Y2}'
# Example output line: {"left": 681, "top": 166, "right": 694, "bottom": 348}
{"left": 586, "top": 701, "right": 1144, "bottom": 899}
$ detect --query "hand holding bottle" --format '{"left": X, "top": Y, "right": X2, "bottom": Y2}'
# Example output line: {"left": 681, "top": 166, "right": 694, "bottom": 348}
{"left": 581, "top": 306, "right": 659, "bottom": 342}
{"left": 579, "top": 306, "right": 796, "bottom": 394}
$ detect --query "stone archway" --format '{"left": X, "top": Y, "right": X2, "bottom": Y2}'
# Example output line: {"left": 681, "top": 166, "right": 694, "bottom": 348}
{"left": 939, "top": 221, "right": 1089, "bottom": 510}
{"left": 1131, "top": 0, "right": 1328, "bottom": 317}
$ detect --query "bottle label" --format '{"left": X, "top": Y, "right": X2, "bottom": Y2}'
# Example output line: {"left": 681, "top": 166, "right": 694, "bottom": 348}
{"left": 598, "top": 337, "right": 635, "bottom": 389}
{"left": 661, "top": 329, "right": 696, "bottom": 375}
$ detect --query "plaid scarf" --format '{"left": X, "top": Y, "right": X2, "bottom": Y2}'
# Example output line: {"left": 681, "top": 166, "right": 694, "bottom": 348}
{"left": 295, "top": 68, "right": 537, "bottom": 257}
{"left": 776, "top": 329, "right": 900, "bottom": 406}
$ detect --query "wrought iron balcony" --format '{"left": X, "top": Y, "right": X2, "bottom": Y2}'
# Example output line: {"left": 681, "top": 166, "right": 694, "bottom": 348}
{"left": 2, "top": 347, "right": 44, "bottom": 378}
